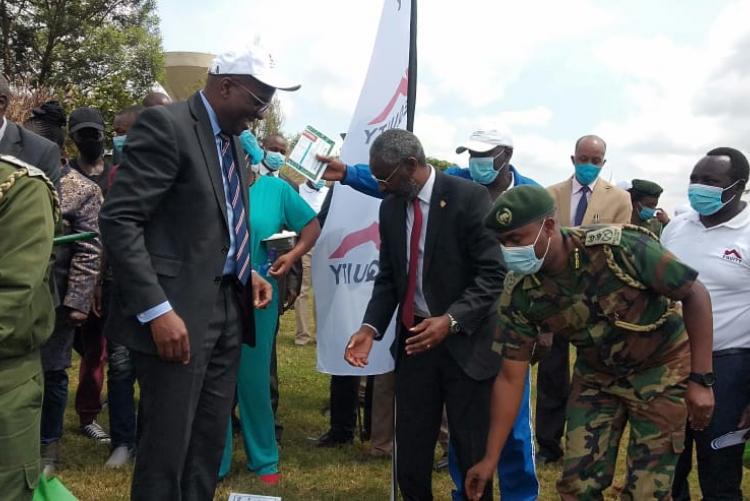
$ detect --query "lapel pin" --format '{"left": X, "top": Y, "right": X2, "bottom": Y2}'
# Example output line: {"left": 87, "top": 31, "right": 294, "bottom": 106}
{"left": 440, "top": 200, "right": 447, "bottom": 208}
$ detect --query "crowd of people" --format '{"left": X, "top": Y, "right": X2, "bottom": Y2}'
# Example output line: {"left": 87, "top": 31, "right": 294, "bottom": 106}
{"left": 1, "top": 41, "right": 749, "bottom": 501}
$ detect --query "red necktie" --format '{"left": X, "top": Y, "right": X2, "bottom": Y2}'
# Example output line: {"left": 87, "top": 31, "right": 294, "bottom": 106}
{"left": 402, "top": 198, "right": 423, "bottom": 329}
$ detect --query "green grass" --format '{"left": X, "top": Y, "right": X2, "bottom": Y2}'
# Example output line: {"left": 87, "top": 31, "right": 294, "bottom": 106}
{"left": 55, "top": 310, "right": 748, "bottom": 500}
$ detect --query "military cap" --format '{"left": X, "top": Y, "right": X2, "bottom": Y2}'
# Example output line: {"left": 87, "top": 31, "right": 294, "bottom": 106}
{"left": 485, "top": 185, "right": 555, "bottom": 232}
{"left": 630, "top": 179, "right": 663, "bottom": 197}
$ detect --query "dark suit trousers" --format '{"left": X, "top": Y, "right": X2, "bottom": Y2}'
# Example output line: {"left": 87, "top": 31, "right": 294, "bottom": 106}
{"left": 535, "top": 334, "right": 570, "bottom": 460}
{"left": 131, "top": 281, "right": 242, "bottom": 501}
{"left": 395, "top": 336, "right": 493, "bottom": 501}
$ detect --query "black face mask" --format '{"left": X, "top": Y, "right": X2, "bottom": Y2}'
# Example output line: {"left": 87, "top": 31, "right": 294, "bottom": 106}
{"left": 75, "top": 138, "right": 104, "bottom": 162}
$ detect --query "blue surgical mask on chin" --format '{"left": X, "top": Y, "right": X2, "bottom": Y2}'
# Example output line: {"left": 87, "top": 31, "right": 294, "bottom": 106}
{"left": 688, "top": 180, "right": 740, "bottom": 216}
{"left": 469, "top": 154, "right": 504, "bottom": 184}
{"left": 263, "top": 151, "right": 285, "bottom": 171}
{"left": 501, "top": 221, "right": 551, "bottom": 275}
{"left": 638, "top": 204, "right": 657, "bottom": 221}
{"left": 574, "top": 163, "right": 602, "bottom": 186}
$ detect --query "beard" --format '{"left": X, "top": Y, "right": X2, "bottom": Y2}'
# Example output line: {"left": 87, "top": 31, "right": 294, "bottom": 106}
{"left": 394, "top": 177, "right": 421, "bottom": 200}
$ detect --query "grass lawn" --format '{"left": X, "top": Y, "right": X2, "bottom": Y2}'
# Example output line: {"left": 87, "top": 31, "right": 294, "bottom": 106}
{"left": 54, "top": 310, "right": 748, "bottom": 500}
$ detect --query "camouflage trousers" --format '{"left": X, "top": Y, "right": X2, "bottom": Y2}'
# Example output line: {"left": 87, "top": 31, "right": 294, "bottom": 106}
{"left": 557, "top": 372, "right": 687, "bottom": 500}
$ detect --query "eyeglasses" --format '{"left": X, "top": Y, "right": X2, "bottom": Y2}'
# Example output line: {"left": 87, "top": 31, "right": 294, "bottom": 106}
{"left": 231, "top": 79, "right": 272, "bottom": 114}
{"left": 371, "top": 164, "right": 402, "bottom": 186}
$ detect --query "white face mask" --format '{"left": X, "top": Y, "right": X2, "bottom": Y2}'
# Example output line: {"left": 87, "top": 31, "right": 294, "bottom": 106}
{"left": 500, "top": 221, "right": 550, "bottom": 275}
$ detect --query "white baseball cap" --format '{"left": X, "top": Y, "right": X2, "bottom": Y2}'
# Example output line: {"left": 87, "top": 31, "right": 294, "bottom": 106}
{"left": 209, "top": 43, "right": 301, "bottom": 92}
{"left": 456, "top": 127, "right": 514, "bottom": 154}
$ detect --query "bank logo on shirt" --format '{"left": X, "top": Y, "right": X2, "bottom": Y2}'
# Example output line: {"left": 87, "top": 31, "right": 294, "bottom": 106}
{"left": 722, "top": 248, "right": 743, "bottom": 264}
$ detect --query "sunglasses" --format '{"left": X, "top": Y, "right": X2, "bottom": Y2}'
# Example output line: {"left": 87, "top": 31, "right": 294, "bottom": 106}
{"left": 231, "top": 79, "right": 272, "bottom": 114}
{"left": 371, "top": 164, "right": 402, "bottom": 186}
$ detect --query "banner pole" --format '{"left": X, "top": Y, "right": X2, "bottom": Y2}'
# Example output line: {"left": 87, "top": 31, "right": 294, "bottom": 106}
{"left": 406, "top": 0, "right": 418, "bottom": 133}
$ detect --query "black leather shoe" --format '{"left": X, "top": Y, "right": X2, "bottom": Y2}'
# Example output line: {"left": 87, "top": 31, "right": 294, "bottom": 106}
{"left": 315, "top": 430, "right": 353, "bottom": 448}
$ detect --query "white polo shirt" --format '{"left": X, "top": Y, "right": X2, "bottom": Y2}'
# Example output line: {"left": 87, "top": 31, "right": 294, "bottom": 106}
{"left": 661, "top": 204, "right": 750, "bottom": 351}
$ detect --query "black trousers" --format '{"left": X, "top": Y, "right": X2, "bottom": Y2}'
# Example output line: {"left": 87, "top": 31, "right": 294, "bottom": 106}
{"left": 395, "top": 340, "right": 493, "bottom": 501}
{"left": 535, "top": 334, "right": 569, "bottom": 460}
{"left": 131, "top": 281, "right": 242, "bottom": 501}
{"left": 329, "top": 375, "right": 360, "bottom": 440}
{"left": 672, "top": 348, "right": 750, "bottom": 501}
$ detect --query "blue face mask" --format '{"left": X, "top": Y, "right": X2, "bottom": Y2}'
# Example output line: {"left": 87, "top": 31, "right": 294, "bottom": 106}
{"left": 112, "top": 135, "right": 126, "bottom": 154}
{"left": 574, "top": 163, "right": 602, "bottom": 186}
{"left": 263, "top": 151, "right": 285, "bottom": 171}
{"left": 240, "top": 129, "right": 265, "bottom": 165}
{"left": 688, "top": 181, "right": 740, "bottom": 216}
{"left": 501, "top": 221, "right": 551, "bottom": 275}
{"left": 638, "top": 204, "right": 657, "bottom": 221}
{"left": 469, "top": 154, "right": 503, "bottom": 185}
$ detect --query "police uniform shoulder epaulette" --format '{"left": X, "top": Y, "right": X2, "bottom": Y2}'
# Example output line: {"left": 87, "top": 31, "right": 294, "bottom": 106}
{"left": 583, "top": 225, "right": 623, "bottom": 247}
{"left": 0, "top": 154, "right": 49, "bottom": 180}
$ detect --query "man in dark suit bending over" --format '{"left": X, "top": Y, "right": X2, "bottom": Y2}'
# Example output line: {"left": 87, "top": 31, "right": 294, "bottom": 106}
{"left": 100, "top": 45, "right": 298, "bottom": 500}
{"left": 345, "top": 129, "right": 503, "bottom": 501}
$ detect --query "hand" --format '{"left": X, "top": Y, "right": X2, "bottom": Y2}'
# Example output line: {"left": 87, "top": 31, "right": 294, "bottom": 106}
{"left": 465, "top": 458, "right": 495, "bottom": 501}
{"left": 404, "top": 315, "right": 451, "bottom": 355}
{"left": 150, "top": 310, "right": 190, "bottom": 364}
{"left": 686, "top": 381, "right": 715, "bottom": 431}
{"left": 68, "top": 308, "right": 88, "bottom": 327}
{"left": 344, "top": 326, "right": 375, "bottom": 367}
{"left": 655, "top": 209, "right": 670, "bottom": 225}
{"left": 251, "top": 271, "right": 273, "bottom": 309}
{"left": 92, "top": 283, "right": 103, "bottom": 317}
{"left": 269, "top": 253, "right": 295, "bottom": 278}
{"left": 316, "top": 155, "right": 346, "bottom": 181}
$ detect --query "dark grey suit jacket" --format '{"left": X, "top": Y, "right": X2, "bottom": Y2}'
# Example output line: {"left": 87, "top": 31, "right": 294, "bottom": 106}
{"left": 363, "top": 169, "right": 503, "bottom": 381}
{"left": 0, "top": 120, "right": 61, "bottom": 186}
{"left": 100, "top": 92, "right": 255, "bottom": 355}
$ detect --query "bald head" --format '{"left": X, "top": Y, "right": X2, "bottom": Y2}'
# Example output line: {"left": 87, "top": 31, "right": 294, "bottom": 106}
{"left": 262, "top": 133, "right": 288, "bottom": 155}
{"left": 572, "top": 134, "right": 607, "bottom": 167}
{"left": 142, "top": 92, "right": 172, "bottom": 108}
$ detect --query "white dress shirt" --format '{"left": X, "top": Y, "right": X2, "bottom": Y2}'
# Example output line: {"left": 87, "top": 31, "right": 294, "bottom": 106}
{"left": 406, "top": 166, "right": 435, "bottom": 318}
{"left": 569, "top": 176, "right": 599, "bottom": 226}
{"left": 661, "top": 205, "right": 750, "bottom": 350}
{"left": 0, "top": 117, "right": 7, "bottom": 144}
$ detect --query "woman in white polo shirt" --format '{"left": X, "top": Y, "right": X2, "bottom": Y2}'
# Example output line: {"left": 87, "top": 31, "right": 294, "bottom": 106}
{"left": 662, "top": 147, "right": 750, "bottom": 501}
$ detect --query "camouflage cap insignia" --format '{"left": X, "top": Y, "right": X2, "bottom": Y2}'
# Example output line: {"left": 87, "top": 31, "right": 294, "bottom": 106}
{"left": 584, "top": 226, "right": 622, "bottom": 247}
{"left": 496, "top": 208, "right": 512, "bottom": 226}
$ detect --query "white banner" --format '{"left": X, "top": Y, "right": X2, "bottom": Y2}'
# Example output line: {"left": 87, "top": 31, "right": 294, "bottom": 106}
{"left": 314, "top": 0, "right": 411, "bottom": 375}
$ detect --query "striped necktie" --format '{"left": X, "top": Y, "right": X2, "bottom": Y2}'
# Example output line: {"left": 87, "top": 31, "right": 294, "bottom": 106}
{"left": 219, "top": 133, "right": 251, "bottom": 285}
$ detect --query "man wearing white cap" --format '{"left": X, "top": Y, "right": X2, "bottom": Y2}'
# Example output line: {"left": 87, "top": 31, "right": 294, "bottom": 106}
{"left": 100, "top": 43, "right": 298, "bottom": 500}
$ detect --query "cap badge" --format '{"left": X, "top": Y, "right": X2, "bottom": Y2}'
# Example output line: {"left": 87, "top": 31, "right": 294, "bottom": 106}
{"left": 496, "top": 208, "right": 512, "bottom": 226}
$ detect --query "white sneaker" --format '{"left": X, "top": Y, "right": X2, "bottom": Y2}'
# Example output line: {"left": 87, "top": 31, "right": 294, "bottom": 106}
{"left": 81, "top": 421, "right": 111, "bottom": 444}
{"left": 105, "top": 445, "right": 134, "bottom": 468}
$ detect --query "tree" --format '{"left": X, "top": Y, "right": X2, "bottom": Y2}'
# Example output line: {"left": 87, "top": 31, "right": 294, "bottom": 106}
{"left": 426, "top": 157, "right": 456, "bottom": 171}
{"left": 1, "top": 0, "right": 164, "bottom": 126}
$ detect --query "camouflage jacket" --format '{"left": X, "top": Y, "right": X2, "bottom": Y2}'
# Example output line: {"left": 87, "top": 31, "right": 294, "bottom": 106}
{"left": 496, "top": 225, "right": 697, "bottom": 395}
{"left": 637, "top": 217, "right": 664, "bottom": 238}
{"left": 54, "top": 163, "right": 103, "bottom": 314}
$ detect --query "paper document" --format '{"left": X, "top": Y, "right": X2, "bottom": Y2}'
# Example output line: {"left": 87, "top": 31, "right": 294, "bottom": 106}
{"left": 227, "top": 493, "right": 281, "bottom": 501}
{"left": 710, "top": 428, "right": 750, "bottom": 450}
{"left": 287, "top": 125, "right": 336, "bottom": 182}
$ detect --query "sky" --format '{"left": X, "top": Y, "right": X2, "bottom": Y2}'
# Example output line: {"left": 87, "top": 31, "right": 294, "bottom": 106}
{"left": 156, "top": 0, "right": 750, "bottom": 212}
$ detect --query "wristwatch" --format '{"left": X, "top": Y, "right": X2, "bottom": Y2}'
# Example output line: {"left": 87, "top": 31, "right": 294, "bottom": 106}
{"left": 688, "top": 372, "right": 716, "bottom": 387}
{"left": 447, "top": 314, "right": 461, "bottom": 334}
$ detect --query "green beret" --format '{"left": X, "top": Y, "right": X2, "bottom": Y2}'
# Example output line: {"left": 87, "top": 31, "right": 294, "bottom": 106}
{"left": 630, "top": 179, "right": 663, "bottom": 197}
{"left": 485, "top": 185, "right": 556, "bottom": 232}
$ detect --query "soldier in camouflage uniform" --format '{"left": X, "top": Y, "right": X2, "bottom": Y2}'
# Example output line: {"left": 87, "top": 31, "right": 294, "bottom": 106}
{"left": 626, "top": 179, "right": 670, "bottom": 237}
{"left": 465, "top": 185, "right": 716, "bottom": 501}
{"left": 0, "top": 155, "right": 59, "bottom": 500}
